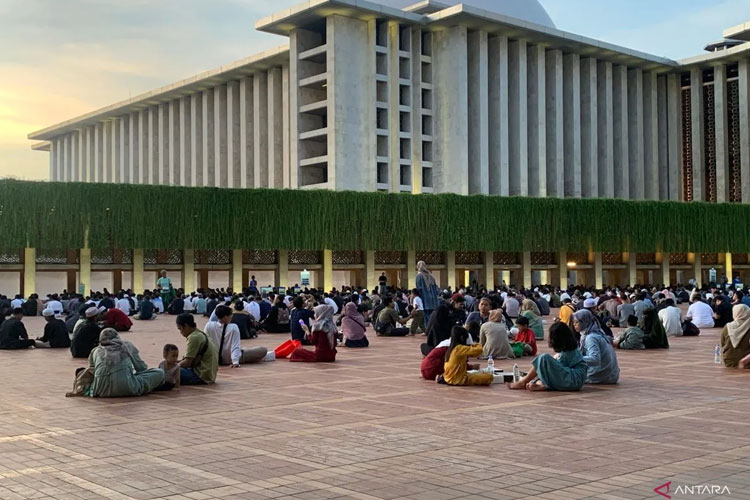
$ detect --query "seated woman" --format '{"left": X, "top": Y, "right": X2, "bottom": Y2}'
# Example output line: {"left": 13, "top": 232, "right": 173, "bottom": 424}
{"left": 259, "top": 297, "right": 291, "bottom": 334}
{"left": 479, "top": 310, "right": 515, "bottom": 359}
{"left": 508, "top": 322, "right": 587, "bottom": 391}
{"left": 86, "top": 329, "right": 165, "bottom": 397}
{"left": 573, "top": 310, "right": 620, "bottom": 384}
{"left": 721, "top": 304, "right": 750, "bottom": 368}
{"left": 614, "top": 315, "right": 645, "bottom": 350}
{"left": 520, "top": 299, "right": 544, "bottom": 340}
{"left": 290, "top": 305, "right": 337, "bottom": 363}
{"left": 421, "top": 304, "right": 454, "bottom": 356}
{"left": 341, "top": 302, "right": 369, "bottom": 348}
{"left": 641, "top": 308, "right": 669, "bottom": 349}
{"left": 421, "top": 337, "right": 479, "bottom": 380}
{"left": 290, "top": 296, "right": 315, "bottom": 344}
{"left": 440, "top": 326, "right": 493, "bottom": 386}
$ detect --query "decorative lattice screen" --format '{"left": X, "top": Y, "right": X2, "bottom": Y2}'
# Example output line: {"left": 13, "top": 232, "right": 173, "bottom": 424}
{"left": 243, "top": 250, "right": 276, "bottom": 265}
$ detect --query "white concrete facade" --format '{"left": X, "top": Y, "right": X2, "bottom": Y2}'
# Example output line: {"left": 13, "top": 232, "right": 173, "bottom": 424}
{"left": 28, "top": 0, "right": 750, "bottom": 204}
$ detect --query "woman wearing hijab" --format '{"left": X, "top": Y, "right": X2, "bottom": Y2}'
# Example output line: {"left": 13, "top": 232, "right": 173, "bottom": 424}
{"left": 479, "top": 309, "right": 515, "bottom": 360}
{"left": 290, "top": 305, "right": 338, "bottom": 362}
{"left": 572, "top": 310, "right": 620, "bottom": 385}
{"left": 341, "top": 301, "right": 369, "bottom": 348}
{"left": 520, "top": 299, "right": 544, "bottom": 340}
{"left": 86, "top": 329, "right": 165, "bottom": 397}
{"left": 641, "top": 308, "right": 669, "bottom": 349}
{"left": 721, "top": 304, "right": 750, "bottom": 368}
{"left": 421, "top": 303, "right": 453, "bottom": 356}
{"left": 416, "top": 261, "right": 440, "bottom": 327}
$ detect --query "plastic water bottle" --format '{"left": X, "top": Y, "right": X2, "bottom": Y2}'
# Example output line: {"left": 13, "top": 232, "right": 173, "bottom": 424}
{"left": 513, "top": 363, "right": 520, "bottom": 382}
{"left": 487, "top": 355, "right": 494, "bottom": 374}
{"left": 714, "top": 344, "right": 721, "bottom": 364}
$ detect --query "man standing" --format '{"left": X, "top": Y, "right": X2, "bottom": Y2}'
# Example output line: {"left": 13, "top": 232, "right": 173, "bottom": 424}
{"left": 0, "top": 308, "right": 33, "bottom": 349}
{"left": 379, "top": 272, "right": 387, "bottom": 295}
{"left": 176, "top": 313, "right": 218, "bottom": 385}
{"left": 204, "top": 306, "right": 267, "bottom": 367}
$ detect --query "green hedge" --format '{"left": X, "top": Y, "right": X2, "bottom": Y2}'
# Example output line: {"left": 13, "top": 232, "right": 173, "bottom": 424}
{"left": 0, "top": 179, "right": 745, "bottom": 253}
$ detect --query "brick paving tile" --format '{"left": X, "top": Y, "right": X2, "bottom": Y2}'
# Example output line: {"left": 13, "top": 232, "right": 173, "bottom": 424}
{"left": 0, "top": 308, "right": 748, "bottom": 499}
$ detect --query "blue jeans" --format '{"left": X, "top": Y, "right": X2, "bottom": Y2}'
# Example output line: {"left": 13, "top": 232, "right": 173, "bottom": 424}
{"left": 180, "top": 367, "right": 206, "bottom": 385}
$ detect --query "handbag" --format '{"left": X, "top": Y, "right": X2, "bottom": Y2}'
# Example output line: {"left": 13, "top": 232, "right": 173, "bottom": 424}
{"left": 66, "top": 367, "right": 94, "bottom": 397}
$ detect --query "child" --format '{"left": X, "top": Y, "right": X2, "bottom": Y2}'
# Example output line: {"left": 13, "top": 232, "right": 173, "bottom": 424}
{"left": 513, "top": 315, "right": 538, "bottom": 356}
{"left": 614, "top": 315, "right": 645, "bottom": 350}
{"left": 508, "top": 322, "right": 587, "bottom": 392}
{"left": 157, "top": 344, "right": 181, "bottom": 390}
{"left": 439, "top": 326, "right": 493, "bottom": 386}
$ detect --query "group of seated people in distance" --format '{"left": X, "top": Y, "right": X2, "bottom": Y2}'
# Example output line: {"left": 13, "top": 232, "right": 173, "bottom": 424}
{"left": 2, "top": 277, "right": 750, "bottom": 398}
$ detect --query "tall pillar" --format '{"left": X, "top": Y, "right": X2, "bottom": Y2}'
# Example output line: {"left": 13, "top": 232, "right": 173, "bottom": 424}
{"left": 739, "top": 59, "right": 750, "bottom": 203}
{"left": 132, "top": 248, "right": 144, "bottom": 293}
{"left": 624, "top": 252, "right": 637, "bottom": 287}
{"left": 179, "top": 97, "right": 191, "bottom": 187}
{"left": 214, "top": 85, "right": 228, "bottom": 187}
{"left": 488, "top": 35, "right": 509, "bottom": 196}
{"left": 557, "top": 251, "right": 568, "bottom": 290}
{"left": 508, "top": 39, "right": 528, "bottom": 195}
{"left": 527, "top": 43, "right": 546, "bottom": 197}
{"left": 445, "top": 251, "right": 457, "bottom": 291}
{"left": 597, "top": 61, "right": 614, "bottom": 198}
{"left": 643, "top": 71, "right": 659, "bottom": 200}
{"left": 276, "top": 250, "right": 289, "bottom": 288}
{"left": 659, "top": 252, "right": 671, "bottom": 287}
{"left": 613, "top": 65, "right": 629, "bottom": 199}
{"left": 253, "top": 74, "right": 269, "bottom": 188}
{"left": 690, "top": 68, "right": 705, "bottom": 201}
{"left": 23, "top": 248, "right": 35, "bottom": 298}
{"left": 563, "top": 53, "right": 581, "bottom": 197}
{"left": 406, "top": 250, "right": 417, "bottom": 289}
{"left": 628, "top": 68, "right": 644, "bottom": 199}
{"left": 239, "top": 77, "right": 253, "bottom": 189}
{"left": 691, "top": 253, "right": 703, "bottom": 288}
{"left": 183, "top": 249, "right": 195, "bottom": 293}
{"left": 80, "top": 248, "right": 91, "bottom": 297}
{"left": 364, "top": 251, "right": 376, "bottom": 292}
{"left": 580, "top": 57, "right": 598, "bottom": 198}
{"left": 227, "top": 80, "right": 240, "bottom": 188}
{"left": 546, "top": 49, "right": 564, "bottom": 197}
{"left": 714, "top": 64, "right": 729, "bottom": 202}
{"left": 482, "top": 251, "right": 495, "bottom": 290}
{"left": 593, "top": 252, "right": 603, "bottom": 289}
{"left": 667, "top": 74, "right": 682, "bottom": 201}
{"left": 232, "top": 249, "right": 243, "bottom": 292}
{"left": 322, "top": 249, "right": 333, "bottom": 292}
{"left": 521, "top": 251, "right": 532, "bottom": 289}
{"left": 468, "top": 30, "right": 489, "bottom": 195}
{"left": 725, "top": 252, "right": 733, "bottom": 282}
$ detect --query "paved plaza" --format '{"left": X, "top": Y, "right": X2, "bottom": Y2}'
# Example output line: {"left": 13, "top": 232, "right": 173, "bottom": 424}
{"left": 1, "top": 310, "right": 749, "bottom": 500}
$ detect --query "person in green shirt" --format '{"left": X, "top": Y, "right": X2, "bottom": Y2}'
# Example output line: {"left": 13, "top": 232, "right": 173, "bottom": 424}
{"left": 157, "top": 270, "right": 175, "bottom": 310}
{"left": 176, "top": 313, "right": 218, "bottom": 385}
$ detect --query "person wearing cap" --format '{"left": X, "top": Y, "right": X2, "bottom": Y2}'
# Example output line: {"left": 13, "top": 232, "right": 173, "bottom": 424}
{"left": 71, "top": 307, "right": 103, "bottom": 358}
{"left": 103, "top": 306, "right": 133, "bottom": 332}
{"left": 46, "top": 294, "right": 64, "bottom": 317}
{"left": 582, "top": 297, "right": 613, "bottom": 337}
{"left": 36, "top": 309, "right": 71, "bottom": 348}
{"left": 115, "top": 292, "right": 131, "bottom": 316}
{"left": 0, "top": 308, "right": 34, "bottom": 349}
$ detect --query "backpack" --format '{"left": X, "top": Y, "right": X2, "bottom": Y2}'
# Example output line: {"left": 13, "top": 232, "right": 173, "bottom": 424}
{"left": 277, "top": 306, "right": 290, "bottom": 324}
{"left": 563, "top": 304, "right": 577, "bottom": 331}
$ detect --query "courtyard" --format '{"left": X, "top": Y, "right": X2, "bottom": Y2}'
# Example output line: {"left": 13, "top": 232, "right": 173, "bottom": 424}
{"left": 0, "top": 311, "right": 749, "bottom": 500}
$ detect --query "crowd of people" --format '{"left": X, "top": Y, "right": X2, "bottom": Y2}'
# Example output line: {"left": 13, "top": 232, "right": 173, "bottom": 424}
{"left": 1, "top": 264, "right": 750, "bottom": 399}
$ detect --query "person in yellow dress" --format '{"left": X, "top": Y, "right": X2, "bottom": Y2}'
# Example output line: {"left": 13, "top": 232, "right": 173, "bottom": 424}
{"left": 441, "top": 326, "right": 494, "bottom": 386}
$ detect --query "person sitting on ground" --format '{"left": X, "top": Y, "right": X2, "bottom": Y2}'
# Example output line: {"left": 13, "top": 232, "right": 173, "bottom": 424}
{"left": 465, "top": 297, "right": 492, "bottom": 327}
{"left": 520, "top": 298, "right": 544, "bottom": 340}
{"left": 258, "top": 296, "right": 291, "bottom": 333}
{"left": 658, "top": 298, "right": 683, "bottom": 337}
{"left": 231, "top": 300, "right": 256, "bottom": 340}
{"left": 115, "top": 292, "right": 131, "bottom": 316}
{"left": 503, "top": 292, "right": 521, "bottom": 319}
{"left": 721, "top": 304, "right": 750, "bottom": 368}
{"left": 36, "top": 308, "right": 71, "bottom": 348}
{"left": 513, "top": 315, "right": 538, "bottom": 356}
{"left": 341, "top": 301, "right": 369, "bottom": 348}
{"left": 375, "top": 296, "right": 410, "bottom": 336}
{"left": 136, "top": 294, "right": 155, "bottom": 320}
{"left": 0, "top": 308, "right": 34, "bottom": 350}
{"left": 194, "top": 294, "right": 207, "bottom": 316}
{"left": 21, "top": 294, "right": 38, "bottom": 317}
{"left": 557, "top": 297, "right": 577, "bottom": 330}
{"left": 572, "top": 310, "right": 620, "bottom": 384}
{"left": 85, "top": 328, "right": 165, "bottom": 397}
{"left": 71, "top": 307, "right": 104, "bottom": 358}
{"left": 176, "top": 313, "right": 218, "bottom": 385}
{"left": 290, "top": 305, "right": 337, "bottom": 363}
{"left": 421, "top": 303, "right": 454, "bottom": 356}
{"left": 534, "top": 292, "right": 551, "bottom": 316}
{"left": 713, "top": 295, "right": 733, "bottom": 329}
{"left": 421, "top": 336, "right": 479, "bottom": 380}
{"left": 158, "top": 344, "right": 181, "bottom": 390}
{"left": 204, "top": 293, "right": 218, "bottom": 318}
{"left": 439, "top": 326, "right": 493, "bottom": 386}
{"left": 167, "top": 294, "right": 185, "bottom": 315}
{"left": 290, "top": 296, "right": 315, "bottom": 344}
{"left": 508, "top": 322, "right": 587, "bottom": 392}
{"left": 205, "top": 305, "right": 267, "bottom": 367}
{"left": 641, "top": 308, "right": 670, "bottom": 349}
{"left": 479, "top": 309, "right": 515, "bottom": 360}
{"left": 103, "top": 306, "right": 133, "bottom": 332}
{"left": 613, "top": 315, "right": 645, "bottom": 350}
{"left": 687, "top": 295, "right": 714, "bottom": 328}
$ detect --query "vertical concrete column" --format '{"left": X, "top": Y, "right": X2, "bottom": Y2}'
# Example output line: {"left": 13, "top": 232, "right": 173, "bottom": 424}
{"left": 132, "top": 248, "right": 144, "bottom": 293}
{"left": 282, "top": 64, "right": 291, "bottom": 189}
{"left": 108, "top": 120, "right": 117, "bottom": 183}
{"left": 739, "top": 60, "right": 750, "bottom": 203}
{"left": 628, "top": 68, "right": 644, "bottom": 199}
{"left": 77, "top": 129, "right": 85, "bottom": 182}
{"left": 322, "top": 250, "right": 333, "bottom": 292}
{"left": 445, "top": 251, "right": 457, "bottom": 291}
{"left": 276, "top": 250, "right": 289, "bottom": 289}
{"left": 624, "top": 252, "right": 637, "bottom": 287}
{"left": 406, "top": 251, "right": 417, "bottom": 289}
{"left": 725, "top": 253, "right": 733, "bottom": 282}
{"left": 112, "top": 119, "right": 121, "bottom": 182}
{"left": 598, "top": 61, "right": 614, "bottom": 198}
{"left": 659, "top": 252, "right": 671, "bottom": 286}
{"left": 80, "top": 247, "right": 91, "bottom": 297}
{"left": 23, "top": 248, "right": 35, "bottom": 298}
{"left": 482, "top": 251, "right": 495, "bottom": 290}
{"left": 85, "top": 126, "right": 93, "bottom": 182}
{"left": 227, "top": 80, "right": 241, "bottom": 188}
{"left": 657, "top": 76, "right": 669, "bottom": 200}
{"left": 267, "top": 68, "right": 284, "bottom": 188}
{"left": 190, "top": 95, "right": 202, "bottom": 186}
{"left": 239, "top": 77, "right": 253, "bottom": 189}
{"left": 253, "top": 74, "right": 269, "bottom": 188}
{"left": 468, "top": 30, "right": 489, "bottom": 195}
{"left": 168, "top": 102, "right": 179, "bottom": 185}
{"left": 129, "top": 112, "right": 138, "bottom": 184}
{"left": 364, "top": 251, "right": 376, "bottom": 292}
{"left": 593, "top": 252, "right": 603, "bottom": 289}
{"left": 521, "top": 251, "right": 532, "bottom": 289}
{"left": 690, "top": 253, "right": 703, "bottom": 287}
{"left": 557, "top": 252, "right": 568, "bottom": 290}
{"left": 120, "top": 115, "right": 130, "bottom": 183}
{"left": 138, "top": 109, "right": 147, "bottom": 184}
{"left": 613, "top": 65, "right": 629, "bottom": 199}
{"left": 214, "top": 85, "right": 228, "bottom": 188}
{"left": 387, "top": 20, "right": 400, "bottom": 193}
{"left": 643, "top": 72, "right": 659, "bottom": 200}
{"left": 232, "top": 249, "right": 243, "bottom": 292}
{"left": 667, "top": 74, "right": 682, "bottom": 201}
{"left": 289, "top": 31, "right": 301, "bottom": 190}
{"left": 62, "top": 134, "right": 70, "bottom": 182}
{"left": 92, "top": 124, "right": 100, "bottom": 183}
{"left": 201, "top": 90, "right": 214, "bottom": 186}
{"left": 527, "top": 43, "right": 546, "bottom": 197}
{"left": 49, "top": 140, "right": 57, "bottom": 181}
{"left": 183, "top": 250, "right": 195, "bottom": 294}
{"left": 179, "top": 97, "right": 191, "bottom": 187}
{"left": 581, "top": 57, "right": 598, "bottom": 198}
{"left": 508, "top": 39, "right": 528, "bottom": 196}
{"left": 488, "top": 35, "right": 509, "bottom": 196}
{"left": 690, "top": 68, "right": 705, "bottom": 201}
{"left": 157, "top": 105, "right": 167, "bottom": 185}
{"left": 563, "top": 53, "right": 581, "bottom": 197}
{"left": 546, "top": 49, "right": 564, "bottom": 197}
{"left": 714, "top": 64, "right": 729, "bottom": 202}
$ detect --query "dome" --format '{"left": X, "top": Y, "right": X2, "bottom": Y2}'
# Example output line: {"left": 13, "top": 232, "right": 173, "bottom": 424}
{"left": 379, "top": 0, "right": 555, "bottom": 29}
